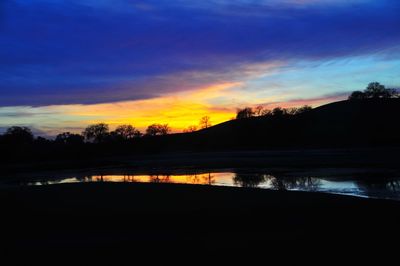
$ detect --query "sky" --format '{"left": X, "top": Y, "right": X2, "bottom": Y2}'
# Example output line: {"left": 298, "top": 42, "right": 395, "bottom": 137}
{"left": 0, "top": 0, "right": 399, "bottom": 136}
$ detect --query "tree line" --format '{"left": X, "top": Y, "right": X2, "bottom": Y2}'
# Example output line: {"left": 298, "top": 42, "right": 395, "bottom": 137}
{"left": 182, "top": 116, "right": 212, "bottom": 133}
{"left": 0, "top": 117, "right": 211, "bottom": 147}
{"left": 0, "top": 123, "right": 168, "bottom": 146}
{"left": 1, "top": 82, "right": 397, "bottom": 148}
{"left": 0, "top": 103, "right": 312, "bottom": 147}
{"left": 236, "top": 105, "right": 313, "bottom": 119}
{"left": 349, "top": 82, "right": 399, "bottom": 100}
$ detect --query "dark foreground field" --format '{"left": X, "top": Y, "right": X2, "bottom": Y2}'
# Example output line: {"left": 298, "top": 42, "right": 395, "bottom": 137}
{"left": 2, "top": 182, "right": 400, "bottom": 262}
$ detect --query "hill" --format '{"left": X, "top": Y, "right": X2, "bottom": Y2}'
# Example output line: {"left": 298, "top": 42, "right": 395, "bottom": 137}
{"left": 1, "top": 99, "right": 400, "bottom": 169}
{"left": 156, "top": 99, "right": 400, "bottom": 151}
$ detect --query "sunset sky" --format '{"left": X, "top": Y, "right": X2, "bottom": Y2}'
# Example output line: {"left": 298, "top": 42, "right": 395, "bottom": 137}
{"left": 1, "top": 0, "right": 399, "bottom": 136}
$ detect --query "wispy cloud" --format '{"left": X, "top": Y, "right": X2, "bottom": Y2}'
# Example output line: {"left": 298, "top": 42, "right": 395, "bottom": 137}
{"left": 261, "top": 91, "right": 350, "bottom": 108}
{"left": 1, "top": 0, "right": 399, "bottom": 106}
{"left": 0, "top": 0, "right": 399, "bottom": 134}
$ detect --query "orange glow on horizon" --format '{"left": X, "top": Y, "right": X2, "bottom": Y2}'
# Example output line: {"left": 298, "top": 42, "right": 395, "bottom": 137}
{"left": 0, "top": 79, "right": 346, "bottom": 136}
{"left": 57, "top": 82, "right": 241, "bottom": 133}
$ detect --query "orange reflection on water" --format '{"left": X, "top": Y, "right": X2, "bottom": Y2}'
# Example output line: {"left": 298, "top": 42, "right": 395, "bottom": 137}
{"left": 89, "top": 173, "right": 235, "bottom": 186}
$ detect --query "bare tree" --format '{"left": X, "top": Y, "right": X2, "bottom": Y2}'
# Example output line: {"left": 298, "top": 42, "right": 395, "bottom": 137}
{"left": 261, "top": 109, "right": 272, "bottom": 116}
{"left": 297, "top": 105, "right": 312, "bottom": 114}
{"left": 236, "top": 107, "right": 254, "bottom": 119}
{"left": 254, "top": 106, "right": 265, "bottom": 116}
{"left": 146, "top": 124, "right": 171, "bottom": 136}
{"left": 55, "top": 132, "right": 84, "bottom": 145}
{"left": 114, "top": 125, "right": 142, "bottom": 139}
{"left": 158, "top": 124, "right": 171, "bottom": 135}
{"left": 183, "top": 125, "right": 198, "bottom": 133}
{"left": 199, "top": 116, "right": 212, "bottom": 129}
{"left": 271, "top": 107, "right": 286, "bottom": 117}
{"left": 286, "top": 107, "right": 299, "bottom": 115}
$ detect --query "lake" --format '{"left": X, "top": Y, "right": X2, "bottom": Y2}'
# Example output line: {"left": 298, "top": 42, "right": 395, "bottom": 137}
{"left": 12, "top": 170, "right": 400, "bottom": 200}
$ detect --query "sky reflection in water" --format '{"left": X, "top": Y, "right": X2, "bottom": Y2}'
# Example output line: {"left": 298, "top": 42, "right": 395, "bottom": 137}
{"left": 24, "top": 172, "right": 400, "bottom": 201}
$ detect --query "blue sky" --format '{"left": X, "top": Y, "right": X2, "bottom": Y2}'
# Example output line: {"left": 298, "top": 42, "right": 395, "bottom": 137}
{"left": 0, "top": 0, "right": 399, "bottom": 134}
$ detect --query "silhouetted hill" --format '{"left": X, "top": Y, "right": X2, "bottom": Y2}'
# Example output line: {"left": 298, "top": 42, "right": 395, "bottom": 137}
{"left": 1, "top": 99, "right": 399, "bottom": 166}
{"left": 158, "top": 99, "right": 400, "bottom": 150}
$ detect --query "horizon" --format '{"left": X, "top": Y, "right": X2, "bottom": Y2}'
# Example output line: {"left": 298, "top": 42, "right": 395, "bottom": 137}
{"left": 1, "top": 0, "right": 400, "bottom": 136}
{"left": 0, "top": 98, "right": 344, "bottom": 137}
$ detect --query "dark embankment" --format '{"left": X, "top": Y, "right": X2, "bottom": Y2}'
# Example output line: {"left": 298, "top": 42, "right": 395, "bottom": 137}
{"left": 2, "top": 182, "right": 400, "bottom": 259}
{"left": 97, "top": 99, "right": 400, "bottom": 152}
{"left": 165, "top": 98, "right": 400, "bottom": 150}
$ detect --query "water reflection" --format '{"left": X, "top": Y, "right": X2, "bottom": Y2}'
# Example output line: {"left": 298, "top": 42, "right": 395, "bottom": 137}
{"left": 268, "top": 176, "right": 321, "bottom": 191}
{"left": 21, "top": 171, "right": 400, "bottom": 200}
{"left": 40, "top": 173, "right": 220, "bottom": 186}
{"left": 233, "top": 173, "right": 270, "bottom": 188}
{"left": 356, "top": 178, "right": 400, "bottom": 199}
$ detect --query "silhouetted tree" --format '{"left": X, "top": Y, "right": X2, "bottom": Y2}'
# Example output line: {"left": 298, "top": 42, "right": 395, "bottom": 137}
{"left": 254, "top": 106, "right": 265, "bottom": 116}
{"left": 286, "top": 107, "right": 299, "bottom": 115}
{"left": 235, "top": 105, "right": 311, "bottom": 119}
{"left": 113, "top": 125, "right": 142, "bottom": 140}
{"left": 284, "top": 105, "right": 313, "bottom": 115}
{"left": 3, "top": 126, "right": 34, "bottom": 145}
{"left": 297, "top": 105, "right": 313, "bottom": 114}
{"left": 236, "top": 107, "right": 254, "bottom": 119}
{"left": 55, "top": 132, "right": 84, "bottom": 145}
{"left": 82, "top": 123, "right": 109, "bottom": 143}
{"left": 348, "top": 91, "right": 366, "bottom": 100}
{"left": 35, "top": 136, "right": 51, "bottom": 145}
{"left": 348, "top": 82, "right": 399, "bottom": 100}
{"left": 199, "top": 116, "right": 211, "bottom": 129}
{"left": 271, "top": 107, "right": 286, "bottom": 117}
{"left": 365, "top": 82, "right": 391, "bottom": 98}
{"left": 183, "top": 125, "right": 198, "bottom": 133}
{"left": 146, "top": 124, "right": 171, "bottom": 136}
{"left": 146, "top": 124, "right": 158, "bottom": 136}
{"left": 261, "top": 109, "right": 272, "bottom": 116}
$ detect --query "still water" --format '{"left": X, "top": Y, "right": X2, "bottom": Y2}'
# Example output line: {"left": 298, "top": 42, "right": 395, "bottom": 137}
{"left": 23, "top": 171, "right": 400, "bottom": 200}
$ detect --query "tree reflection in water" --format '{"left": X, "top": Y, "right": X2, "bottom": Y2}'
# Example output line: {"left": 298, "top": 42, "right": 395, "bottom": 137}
{"left": 268, "top": 176, "right": 321, "bottom": 191}
{"left": 149, "top": 175, "right": 171, "bottom": 183}
{"left": 75, "top": 174, "right": 92, "bottom": 182}
{"left": 185, "top": 173, "right": 216, "bottom": 185}
{"left": 233, "top": 173, "right": 321, "bottom": 191}
{"left": 26, "top": 171, "right": 400, "bottom": 200}
{"left": 122, "top": 175, "right": 136, "bottom": 182}
{"left": 233, "top": 173, "right": 269, "bottom": 188}
{"left": 187, "top": 174, "right": 201, "bottom": 184}
{"left": 203, "top": 172, "right": 215, "bottom": 185}
{"left": 356, "top": 178, "right": 400, "bottom": 198}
